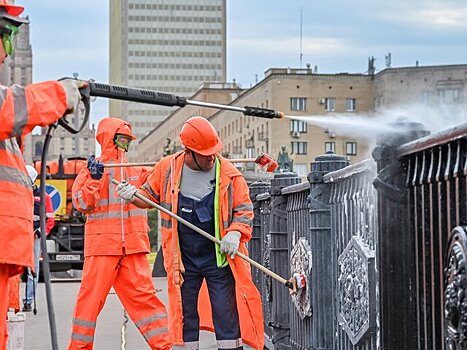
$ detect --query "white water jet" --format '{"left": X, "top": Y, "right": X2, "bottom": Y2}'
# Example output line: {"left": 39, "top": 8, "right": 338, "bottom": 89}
{"left": 285, "top": 103, "right": 467, "bottom": 139}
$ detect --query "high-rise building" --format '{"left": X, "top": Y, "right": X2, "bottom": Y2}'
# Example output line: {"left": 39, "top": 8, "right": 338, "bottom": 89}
{"left": 109, "top": 0, "right": 226, "bottom": 159}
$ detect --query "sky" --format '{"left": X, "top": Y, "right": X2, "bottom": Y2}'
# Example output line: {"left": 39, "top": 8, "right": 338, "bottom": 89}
{"left": 23, "top": 0, "right": 467, "bottom": 127}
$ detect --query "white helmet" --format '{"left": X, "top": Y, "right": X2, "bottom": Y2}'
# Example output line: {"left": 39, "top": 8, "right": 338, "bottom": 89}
{"left": 25, "top": 165, "right": 38, "bottom": 184}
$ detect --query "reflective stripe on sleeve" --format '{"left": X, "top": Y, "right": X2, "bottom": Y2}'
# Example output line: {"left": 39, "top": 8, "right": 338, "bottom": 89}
{"left": 10, "top": 85, "right": 28, "bottom": 137}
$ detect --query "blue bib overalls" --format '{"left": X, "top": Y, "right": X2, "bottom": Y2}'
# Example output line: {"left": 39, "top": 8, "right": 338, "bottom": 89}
{"left": 178, "top": 189, "right": 243, "bottom": 349}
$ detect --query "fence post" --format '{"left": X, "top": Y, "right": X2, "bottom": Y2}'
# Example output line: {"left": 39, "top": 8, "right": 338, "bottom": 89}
{"left": 269, "top": 172, "right": 300, "bottom": 349}
{"left": 306, "top": 152, "right": 348, "bottom": 350}
{"left": 373, "top": 120, "right": 429, "bottom": 349}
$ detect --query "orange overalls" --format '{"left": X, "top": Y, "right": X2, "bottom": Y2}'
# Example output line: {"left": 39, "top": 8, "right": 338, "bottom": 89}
{"left": 69, "top": 118, "right": 171, "bottom": 349}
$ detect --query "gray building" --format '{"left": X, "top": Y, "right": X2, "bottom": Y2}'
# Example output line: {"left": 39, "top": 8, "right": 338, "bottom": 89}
{"left": 109, "top": 0, "right": 226, "bottom": 159}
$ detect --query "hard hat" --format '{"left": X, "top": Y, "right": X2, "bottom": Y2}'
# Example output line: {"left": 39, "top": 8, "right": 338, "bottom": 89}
{"left": 115, "top": 123, "right": 136, "bottom": 140}
{"left": 0, "top": 0, "right": 29, "bottom": 26}
{"left": 25, "top": 164, "right": 38, "bottom": 184}
{"left": 179, "top": 117, "right": 223, "bottom": 156}
{"left": 0, "top": 0, "right": 24, "bottom": 16}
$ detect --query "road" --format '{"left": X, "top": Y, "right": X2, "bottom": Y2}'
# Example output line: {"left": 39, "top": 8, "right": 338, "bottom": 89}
{"left": 15, "top": 277, "right": 222, "bottom": 349}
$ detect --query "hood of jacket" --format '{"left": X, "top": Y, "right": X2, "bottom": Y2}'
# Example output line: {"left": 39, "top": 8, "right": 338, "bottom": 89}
{"left": 96, "top": 117, "right": 136, "bottom": 160}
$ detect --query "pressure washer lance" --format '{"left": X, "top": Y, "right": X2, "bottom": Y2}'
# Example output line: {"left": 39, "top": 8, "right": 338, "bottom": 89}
{"left": 111, "top": 179, "right": 294, "bottom": 290}
{"left": 104, "top": 153, "right": 279, "bottom": 173}
{"left": 78, "top": 81, "right": 285, "bottom": 120}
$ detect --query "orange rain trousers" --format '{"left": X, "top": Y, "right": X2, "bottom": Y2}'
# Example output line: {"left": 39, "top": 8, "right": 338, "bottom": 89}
{"left": 67, "top": 253, "right": 171, "bottom": 350}
{"left": 0, "top": 265, "right": 10, "bottom": 350}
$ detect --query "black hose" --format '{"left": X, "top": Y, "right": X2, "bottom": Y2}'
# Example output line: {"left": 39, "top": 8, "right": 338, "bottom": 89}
{"left": 39, "top": 124, "right": 59, "bottom": 350}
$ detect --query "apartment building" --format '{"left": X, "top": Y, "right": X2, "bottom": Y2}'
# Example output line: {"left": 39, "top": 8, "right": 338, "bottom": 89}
{"left": 138, "top": 82, "right": 244, "bottom": 161}
{"left": 136, "top": 63, "right": 467, "bottom": 177}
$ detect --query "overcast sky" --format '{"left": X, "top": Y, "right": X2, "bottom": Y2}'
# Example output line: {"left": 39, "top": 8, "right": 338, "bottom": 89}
{"left": 24, "top": 0, "right": 467, "bottom": 126}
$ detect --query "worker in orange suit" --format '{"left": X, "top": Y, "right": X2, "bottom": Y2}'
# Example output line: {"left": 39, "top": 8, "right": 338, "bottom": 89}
{"left": 0, "top": 1, "right": 84, "bottom": 348}
{"left": 117, "top": 117, "right": 264, "bottom": 350}
{"left": 69, "top": 117, "right": 171, "bottom": 350}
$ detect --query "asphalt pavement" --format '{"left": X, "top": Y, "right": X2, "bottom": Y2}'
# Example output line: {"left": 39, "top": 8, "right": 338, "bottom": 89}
{"left": 16, "top": 277, "right": 221, "bottom": 349}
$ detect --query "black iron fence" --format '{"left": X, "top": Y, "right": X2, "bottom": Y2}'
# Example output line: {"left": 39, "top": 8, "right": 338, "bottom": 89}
{"left": 248, "top": 121, "right": 467, "bottom": 349}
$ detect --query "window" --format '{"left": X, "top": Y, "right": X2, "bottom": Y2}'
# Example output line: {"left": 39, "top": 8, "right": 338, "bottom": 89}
{"left": 325, "top": 142, "right": 335, "bottom": 153}
{"left": 439, "top": 88, "right": 462, "bottom": 103}
{"left": 422, "top": 91, "right": 434, "bottom": 105}
{"left": 294, "top": 163, "right": 308, "bottom": 177}
{"left": 291, "top": 141, "right": 307, "bottom": 155}
{"left": 290, "top": 120, "right": 307, "bottom": 133}
{"left": 346, "top": 98, "right": 356, "bottom": 111}
{"left": 290, "top": 97, "right": 307, "bottom": 111}
{"left": 346, "top": 142, "right": 357, "bottom": 155}
{"left": 325, "top": 98, "right": 335, "bottom": 112}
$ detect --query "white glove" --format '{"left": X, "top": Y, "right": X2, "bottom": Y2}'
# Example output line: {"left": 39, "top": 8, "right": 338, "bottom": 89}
{"left": 116, "top": 181, "right": 137, "bottom": 202}
{"left": 220, "top": 230, "right": 241, "bottom": 259}
{"left": 59, "top": 79, "right": 85, "bottom": 113}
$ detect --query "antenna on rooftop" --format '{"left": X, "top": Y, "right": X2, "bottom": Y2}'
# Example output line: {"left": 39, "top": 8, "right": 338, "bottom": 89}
{"left": 385, "top": 53, "right": 392, "bottom": 68}
{"left": 299, "top": 7, "right": 303, "bottom": 68}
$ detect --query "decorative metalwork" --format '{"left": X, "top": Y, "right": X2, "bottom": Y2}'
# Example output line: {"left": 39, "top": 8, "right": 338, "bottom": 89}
{"left": 290, "top": 237, "right": 312, "bottom": 319}
{"left": 338, "top": 236, "right": 376, "bottom": 345}
{"left": 445, "top": 226, "right": 467, "bottom": 348}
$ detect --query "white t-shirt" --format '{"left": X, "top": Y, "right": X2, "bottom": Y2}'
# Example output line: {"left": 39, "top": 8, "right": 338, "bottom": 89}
{"left": 179, "top": 163, "right": 216, "bottom": 201}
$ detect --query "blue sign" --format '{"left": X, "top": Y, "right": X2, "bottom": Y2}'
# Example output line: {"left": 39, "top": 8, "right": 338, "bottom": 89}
{"left": 45, "top": 184, "right": 62, "bottom": 213}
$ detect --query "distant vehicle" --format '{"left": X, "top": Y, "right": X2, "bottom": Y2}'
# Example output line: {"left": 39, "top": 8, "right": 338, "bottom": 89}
{"left": 33, "top": 155, "right": 87, "bottom": 277}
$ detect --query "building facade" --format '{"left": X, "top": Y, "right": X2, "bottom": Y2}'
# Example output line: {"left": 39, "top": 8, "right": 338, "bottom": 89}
{"left": 109, "top": 0, "right": 226, "bottom": 159}
{"left": 138, "top": 82, "right": 244, "bottom": 161}
{"left": 136, "top": 64, "right": 467, "bottom": 178}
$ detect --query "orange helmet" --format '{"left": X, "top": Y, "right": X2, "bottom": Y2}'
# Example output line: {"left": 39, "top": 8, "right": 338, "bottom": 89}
{"left": 0, "top": 0, "right": 24, "bottom": 16}
{"left": 115, "top": 122, "right": 136, "bottom": 140}
{"left": 179, "top": 117, "right": 223, "bottom": 156}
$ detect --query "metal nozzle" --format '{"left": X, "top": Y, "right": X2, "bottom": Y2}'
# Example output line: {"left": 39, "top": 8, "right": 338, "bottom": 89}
{"left": 243, "top": 106, "right": 285, "bottom": 119}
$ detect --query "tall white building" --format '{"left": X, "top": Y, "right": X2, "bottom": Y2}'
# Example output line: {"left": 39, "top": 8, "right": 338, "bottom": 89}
{"left": 109, "top": 0, "right": 226, "bottom": 159}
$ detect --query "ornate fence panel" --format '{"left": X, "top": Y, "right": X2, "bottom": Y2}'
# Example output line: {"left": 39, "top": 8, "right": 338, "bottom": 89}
{"left": 325, "top": 159, "right": 379, "bottom": 350}
{"left": 256, "top": 191, "right": 273, "bottom": 347}
{"left": 284, "top": 182, "right": 311, "bottom": 349}
{"left": 250, "top": 181, "right": 271, "bottom": 288}
{"left": 397, "top": 123, "right": 467, "bottom": 349}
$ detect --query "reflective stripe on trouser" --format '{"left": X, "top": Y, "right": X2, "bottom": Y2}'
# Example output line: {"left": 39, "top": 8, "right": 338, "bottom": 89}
{"left": 67, "top": 254, "right": 171, "bottom": 350}
{"left": 0, "top": 265, "right": 11, "bottom": 350}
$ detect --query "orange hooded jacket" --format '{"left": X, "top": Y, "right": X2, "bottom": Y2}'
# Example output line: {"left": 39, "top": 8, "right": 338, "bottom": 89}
{"left": 72, "top": 118, "right": 151, "bottom": 256}
{"left": 142, "top": 151, "right": 264, "bottom": 349}
{"left": 0, "top": 81, "right": 68, "bottom": 276}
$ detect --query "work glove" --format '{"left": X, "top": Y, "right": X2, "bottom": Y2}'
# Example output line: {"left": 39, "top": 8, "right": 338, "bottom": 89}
{"left": 220, "top": 230, "right": 241, "bottom": 259}
{"left": 59, "top": 79, "right": 86, "bottom": 113}
{"left": 116, "top": 181, "right": 137, "bottom": 202}
{"left": 87, "top": 155, "right": 104, "bottom": 180}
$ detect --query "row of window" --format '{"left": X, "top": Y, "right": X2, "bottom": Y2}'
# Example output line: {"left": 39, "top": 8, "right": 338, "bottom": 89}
{"left": 128, "top": 75, "right": 219, "bottom": 83}
{"left": 129, "top": 50, "right": 222, "bottom": 57}
{"left": 129, "top": 39, "right": 223, "bottom": 47}
{"left": 290, "top": 97, "right": 356, "bottom": 112}
{"left": 128, "top": 16, "right": 223, "bottom": 23}
{"left": 129, "top": 63, "right": 222, "bottom": 71}
{"left": 129, "top": 27, "right": 222, "bottom": 35}
{"left": 129, "top": 4, "right": 223, "bottom": 12}
{"left": 290, "top": 141, "right": 357, "bottom": 155}
{"left": 129, "top": 51, "right": 222, "bottom": 58}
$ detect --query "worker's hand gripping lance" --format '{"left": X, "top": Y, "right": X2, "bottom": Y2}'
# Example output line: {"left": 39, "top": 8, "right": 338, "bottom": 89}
{"left": 59, "top": 78, "right": 285, "bottom": 132}
{"left": 111, "top": 178, "right": 294, "bottom": 290}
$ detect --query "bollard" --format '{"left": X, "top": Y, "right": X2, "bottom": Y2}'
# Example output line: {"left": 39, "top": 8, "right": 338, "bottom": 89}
{"left": 372, "top": 119, "right": 429, "bottom": 349}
